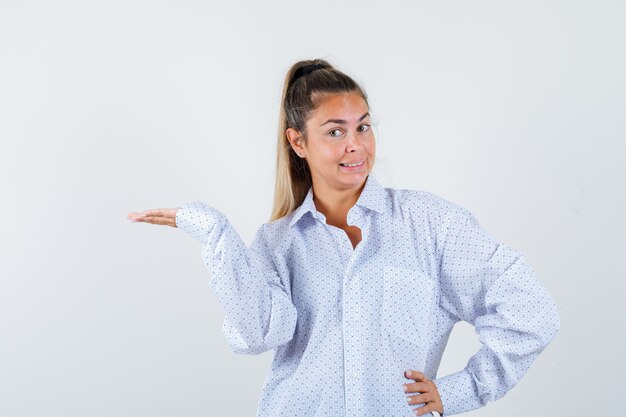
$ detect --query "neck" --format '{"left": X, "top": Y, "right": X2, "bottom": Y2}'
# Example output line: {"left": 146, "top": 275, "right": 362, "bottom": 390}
{"left": 312, "top": 177, "right": 367, "bottom": 227}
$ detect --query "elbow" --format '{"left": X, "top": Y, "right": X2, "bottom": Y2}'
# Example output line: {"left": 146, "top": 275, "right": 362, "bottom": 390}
{"left": 226, "top": 330, "right": 295, "bottom": 356}
{"left": 221, "top": 305, "right": 298, "bottom": 356}
{"left": 546, "top": 303, "right": 561, "bottom": 344}
{"left": 222, "top": 321, "right": 270, "bottom": 355}
{"left": 534, "top": 295, "right": 561, "bottom": 350}
{"left": 230, "top": 342, "right": 271, "bottom": 356}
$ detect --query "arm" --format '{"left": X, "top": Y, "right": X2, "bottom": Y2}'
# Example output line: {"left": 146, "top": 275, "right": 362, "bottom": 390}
{"left": 433, "top": 206, "right": 560, "bottom": 416}
{"left": 175, "top": 201, "right": 298, "bottom": 355}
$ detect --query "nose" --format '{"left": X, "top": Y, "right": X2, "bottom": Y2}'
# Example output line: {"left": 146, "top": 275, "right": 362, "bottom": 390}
{"left": 345, "top": 131, "right": 361, "bottom": 152}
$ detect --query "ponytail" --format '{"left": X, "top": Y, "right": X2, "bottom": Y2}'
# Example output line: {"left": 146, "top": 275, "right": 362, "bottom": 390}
{"left": 270, "top": 59, "right": 369, "bottom": 221}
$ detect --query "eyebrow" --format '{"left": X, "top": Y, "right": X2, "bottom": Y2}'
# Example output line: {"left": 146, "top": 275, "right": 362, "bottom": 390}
{"left": 320, "top": 112, "right": 370, "bottom": 127}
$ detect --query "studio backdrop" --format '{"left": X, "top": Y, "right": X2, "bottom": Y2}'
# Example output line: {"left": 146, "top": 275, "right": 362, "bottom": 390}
{"left": 0, "top": 1, "right": 624, "bottom": 416}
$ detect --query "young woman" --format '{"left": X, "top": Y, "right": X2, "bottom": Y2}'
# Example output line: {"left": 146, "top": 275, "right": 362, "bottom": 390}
{"left": 127, "top": 59, "right": 560, "bottom": 416}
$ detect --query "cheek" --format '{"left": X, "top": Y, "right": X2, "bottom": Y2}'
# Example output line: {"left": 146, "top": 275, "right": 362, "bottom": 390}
{"left": 366, "top": 138, "right": 376, "bottom": 155}
{"left": 325, "top": 145, "right": 345, "bottom": 161}
{"left": 310, "top": 146, "right": 341, "bottom": 166}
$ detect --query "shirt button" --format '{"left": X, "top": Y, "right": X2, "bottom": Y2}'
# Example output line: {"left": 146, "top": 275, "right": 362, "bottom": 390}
{"left": 352, "top": 372, "right": 357, "bottom": 378}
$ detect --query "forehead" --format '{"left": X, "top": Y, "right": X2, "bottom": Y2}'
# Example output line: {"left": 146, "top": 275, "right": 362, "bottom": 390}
{"left": 310, "top": 92, "right": 369, "bottom": 120}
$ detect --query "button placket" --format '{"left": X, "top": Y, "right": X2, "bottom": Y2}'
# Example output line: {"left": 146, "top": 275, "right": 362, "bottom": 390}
{"left": 319, "top": 207, "right": 370, "bottom": 416}
{"left": 343, "top": 270, "right": 361, "bottom": 415}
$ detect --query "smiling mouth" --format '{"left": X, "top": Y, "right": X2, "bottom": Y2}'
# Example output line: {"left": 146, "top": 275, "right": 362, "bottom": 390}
{"left": 339, "top": 160, "right": 365, "bottom": 167}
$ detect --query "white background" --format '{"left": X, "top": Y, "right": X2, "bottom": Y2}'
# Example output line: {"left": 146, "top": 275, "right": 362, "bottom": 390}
{"left": 1, "top": 1, "right": 624, "bottom": 416}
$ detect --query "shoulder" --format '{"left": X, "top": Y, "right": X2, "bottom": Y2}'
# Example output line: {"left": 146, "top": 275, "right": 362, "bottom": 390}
{"left": 386, "top": 186, "right": 478, "bottom": 255}
{"left": 251, "top": 213, "right": 295, "bottom": 252}
{"left": 387, "top": 186, "right": 470, "bottom": 222}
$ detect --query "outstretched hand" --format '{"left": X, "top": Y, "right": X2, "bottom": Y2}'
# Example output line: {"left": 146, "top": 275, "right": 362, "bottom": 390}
{"left": 127, "top": 207, "right": 180, "bottom": 228}
{"left": 403, "top": 370, "right": 444, "bottom": 416}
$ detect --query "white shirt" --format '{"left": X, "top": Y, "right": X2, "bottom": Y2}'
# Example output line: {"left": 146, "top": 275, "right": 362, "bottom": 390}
{"left": 175, "top": 174, "right": 560, "bottom": 416}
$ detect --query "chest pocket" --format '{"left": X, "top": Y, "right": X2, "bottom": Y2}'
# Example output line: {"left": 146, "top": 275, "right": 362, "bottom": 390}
{"left": 382, "top": 265, "right": 438, "bottom": 346}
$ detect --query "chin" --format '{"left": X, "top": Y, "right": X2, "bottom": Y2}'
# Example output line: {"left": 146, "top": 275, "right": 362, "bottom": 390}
{"left": 338, "top": 171, "right": 369, "bottom": 186}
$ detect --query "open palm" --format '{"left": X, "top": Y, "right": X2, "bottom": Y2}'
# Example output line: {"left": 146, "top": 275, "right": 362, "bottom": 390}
{"left": 126, "top": 207, "right": 180, "bottom": 227}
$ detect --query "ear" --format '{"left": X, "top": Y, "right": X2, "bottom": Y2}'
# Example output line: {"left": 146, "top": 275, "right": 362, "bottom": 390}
{"left": 286, "top": 128, "right": 306, "bottom": 158}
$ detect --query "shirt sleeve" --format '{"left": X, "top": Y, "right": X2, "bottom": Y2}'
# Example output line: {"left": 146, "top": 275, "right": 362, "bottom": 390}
{"left": 432, "top": 205, "right": 560, "bottom": 416}
{"left": 175, "top": 201, "right": 298, "bottom": 355}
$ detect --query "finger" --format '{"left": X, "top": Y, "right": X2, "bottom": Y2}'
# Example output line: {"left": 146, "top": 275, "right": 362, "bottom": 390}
{"left": 143, "top": 216, "right": 170, "bottom": 225}
{"left": 413, "top": 403, "right": 437, "bottom": 416}
{"left": 406, "top": 392, "right": 435, "bottom": 406}
{"left": 129, "top": 208, "right": 178, "bottom": 216}
{"left": 127, "top": 215, "right": 146, "bottom": 223}
{"left": 404, "top": 381, "right": 431, "bottom": 393}
{"left": 142, "top": 209, "right": 163, "bottom": 217}
{"left": 144, "top": 208, "right": 177, "bottom": 216}
{"left": 127, "top": 209, "right": 162, "bottom": 219}
{"left": 405, "top": 370, "right": 427, "bottom": 381}
{"left": 127, "top": 212, "right": 146, "bottom": 219}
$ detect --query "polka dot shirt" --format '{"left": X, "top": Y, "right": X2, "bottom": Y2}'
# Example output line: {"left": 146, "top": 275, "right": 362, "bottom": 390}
{"left": 175, "top": 174, "right": 560, "bottom": 416}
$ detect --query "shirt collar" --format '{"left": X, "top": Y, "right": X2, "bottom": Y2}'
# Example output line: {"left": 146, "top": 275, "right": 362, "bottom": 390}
{"left": 289, "top": 174, "right": 388, "bottom": 228}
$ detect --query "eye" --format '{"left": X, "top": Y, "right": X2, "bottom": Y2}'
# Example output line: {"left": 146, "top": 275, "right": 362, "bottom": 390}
{"left": 328, "top": 128, "right": 343, "bottom": 137}
{"left": 358, "top": 124, "right": 371, "bottom": 132}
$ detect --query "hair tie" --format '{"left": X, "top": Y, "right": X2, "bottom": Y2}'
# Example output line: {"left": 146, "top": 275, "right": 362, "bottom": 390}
{"left": 288, "top": 63, "right": 325, "bottom": 90}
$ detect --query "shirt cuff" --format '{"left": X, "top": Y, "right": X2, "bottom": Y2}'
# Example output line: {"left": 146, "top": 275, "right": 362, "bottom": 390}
{"left": 175, "top": 201, "right": 226, "bottom": 245}
{"left": 434, "top": 369, "right": 483, "bottom": 416}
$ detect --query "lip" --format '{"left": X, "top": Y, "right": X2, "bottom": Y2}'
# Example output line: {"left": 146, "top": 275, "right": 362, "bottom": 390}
{"left": 339, "top": 159, "right": 365, "bottom": 165}
{"left": 339, "top": 159, "right": 365, "bottom": 170}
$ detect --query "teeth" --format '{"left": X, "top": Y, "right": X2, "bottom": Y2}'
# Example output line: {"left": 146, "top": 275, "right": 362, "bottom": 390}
{"left": 341, "top": 160, "right": 363, "bottom": 167}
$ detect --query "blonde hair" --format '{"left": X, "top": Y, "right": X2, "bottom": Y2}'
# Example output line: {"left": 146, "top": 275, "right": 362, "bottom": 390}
{"left": 270, "top": 59, "right": 369, "bottom": 222}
